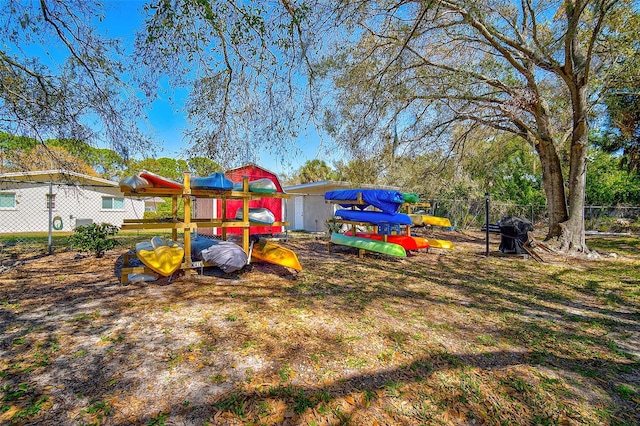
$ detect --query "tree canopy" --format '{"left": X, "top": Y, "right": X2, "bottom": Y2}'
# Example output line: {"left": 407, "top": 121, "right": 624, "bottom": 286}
{"left": 317, "top": 0, "right": 638, "bottom": 251}
{"left": 134, "top": 0, "right": 317, "bottom": 165}
{"left": 0, "top": 0, "right": 153, "bottom": 158}
{"left": 298, "top": 159, "right": 335, "bottom": 183}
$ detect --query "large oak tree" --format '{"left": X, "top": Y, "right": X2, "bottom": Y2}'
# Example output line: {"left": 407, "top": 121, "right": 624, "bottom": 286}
{"left": 320, "top": 0, "right": 636, "bottom": 252}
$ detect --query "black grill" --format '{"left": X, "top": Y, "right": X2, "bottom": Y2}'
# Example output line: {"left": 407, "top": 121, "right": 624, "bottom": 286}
{"left": 498, "top": 217, "right": 534, "bottom": 254}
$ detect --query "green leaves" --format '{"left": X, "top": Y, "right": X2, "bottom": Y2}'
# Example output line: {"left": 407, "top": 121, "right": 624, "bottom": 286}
{"left": 67, "top": 223, "right": 120, "bottom": 258}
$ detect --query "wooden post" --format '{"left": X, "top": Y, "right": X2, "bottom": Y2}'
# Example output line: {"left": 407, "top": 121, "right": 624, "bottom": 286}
{"left": 242, "top": 176, "right": 249, "bottom": 253}
{"left": 405, "top": 204, "right": 411, "bottom": 237}
{"left": 183, "top": 171, "right": 193, "bottom": 277}
{"left": 171, "top": 196, "right": 178, "bottom": 241}
{"left": 221, "top": 194, "right": 228, "bottom": 242}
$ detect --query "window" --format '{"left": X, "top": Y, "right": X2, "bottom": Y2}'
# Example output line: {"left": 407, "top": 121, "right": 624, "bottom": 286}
{"left": 46, "top": 194, "right": 56, "bottom": 209}
{"left": 0, "top": 193, "right": 16, "bottom": 209}
{"left": 102, "top": 196, "right": 125, "bottom": 210}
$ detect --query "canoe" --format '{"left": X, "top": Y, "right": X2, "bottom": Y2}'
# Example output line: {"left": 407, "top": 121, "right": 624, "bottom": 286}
{"left": 427, "top": 239, "right": 454, "bottom": 249}
{"left": 235, "top": 207, "right": 276, "bottom": 224}
{"left": 139, "top": 170, "right": 183, "bottom": 190}
{"left": 251, "top": 240, "right": 302, "bottom": 271}
{"left": 344, "top": 231, "right": 429, "bottom": 251}
{"left": 334, "top": 209, "right": 413, "bottom": 225}
{"left": 330, "top": 233, "right": 406, "bottom": 257}
{"left": 136, "top": 238, "right": 184, "bottom": 276}
{"left": 191, "top": 172, "right": 233, "bottom": 190}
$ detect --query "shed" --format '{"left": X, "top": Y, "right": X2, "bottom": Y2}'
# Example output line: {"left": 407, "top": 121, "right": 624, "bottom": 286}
{"left": 283, "top": 180, "right": 400, "bottom": 233}
{"left": 0, "top": 169, "right": 145, "bottom": 233}
{"left": 194, "top": 164, "right": 286, "bottom": 236}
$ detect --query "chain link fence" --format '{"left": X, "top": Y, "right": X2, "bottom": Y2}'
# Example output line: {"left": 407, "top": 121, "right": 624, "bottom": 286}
{"left": 2, "top": 178, "right": 639, "bottom": 268}
{"left": 0, "top": 177, "right": 175, "bottom": 268}
{"left": 428, "top": 198, "right": 640, "bottom": 234}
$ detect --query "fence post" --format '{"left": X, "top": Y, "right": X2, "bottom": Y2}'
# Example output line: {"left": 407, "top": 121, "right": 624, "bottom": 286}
{"left": 531, "top": 204, "right": 534, "bottom": 224}
{"left": 485, "top": 192, "right": 490, "bottom": 257}
{"left": 47, "top": 181, "right": 53, "bottom": 255}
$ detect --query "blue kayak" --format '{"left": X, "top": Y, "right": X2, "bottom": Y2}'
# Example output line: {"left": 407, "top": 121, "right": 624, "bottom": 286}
{"left": 334, "top": 209, "right": 413, "bottom": 225}
{"left": 191, "top": 172, "right": 233, "bottom": 190}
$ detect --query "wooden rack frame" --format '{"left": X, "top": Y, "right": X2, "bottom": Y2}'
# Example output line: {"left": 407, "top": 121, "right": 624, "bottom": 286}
{"left": 119, "top": 171, "right": 290, "bottom": 282}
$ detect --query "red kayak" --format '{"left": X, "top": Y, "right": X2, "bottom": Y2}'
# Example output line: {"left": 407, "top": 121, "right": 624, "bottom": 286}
{"left": 345, "top": 231, "right": 429, "bottom": 251}
{"left": 139, "top": 170, "right": 183, "bottom": 190}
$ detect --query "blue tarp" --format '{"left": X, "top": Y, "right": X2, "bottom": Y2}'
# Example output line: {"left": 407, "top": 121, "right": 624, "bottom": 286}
{"left": 325, "top": 189, "right": 404, "bottom": 214}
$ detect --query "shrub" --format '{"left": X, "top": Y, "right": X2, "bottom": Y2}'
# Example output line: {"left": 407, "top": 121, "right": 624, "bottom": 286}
{"left": 68, "top": 223, "right": 120, "bottom": 257}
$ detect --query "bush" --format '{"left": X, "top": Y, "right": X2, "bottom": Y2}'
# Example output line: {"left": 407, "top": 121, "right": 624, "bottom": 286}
{"left": 68, "top": 223, "right": 120, "bottom": 257}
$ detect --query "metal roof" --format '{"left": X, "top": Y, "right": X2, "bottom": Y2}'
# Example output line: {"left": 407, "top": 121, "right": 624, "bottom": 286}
{"left": 0, "top": 169, "right": 118, "bottom": 186}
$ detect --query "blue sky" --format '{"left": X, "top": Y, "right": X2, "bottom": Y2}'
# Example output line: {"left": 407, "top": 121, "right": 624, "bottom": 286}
{"left": 98, "top": 0, "right": 334, "bottom": 175}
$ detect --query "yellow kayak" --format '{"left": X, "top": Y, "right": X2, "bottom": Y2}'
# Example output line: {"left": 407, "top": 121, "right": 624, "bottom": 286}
{"left": 427, "top": 239, "right": 454, "bottom": 249}
{"left": 408, "top": 214, "right": 452, "bottom": 228}
{"left": 136, "top": 238, "right": 184, "bottom": 276}
{"left": 422, "top": 216, "right": 452, "bottom": 227}
{"left": 251, "top": 240, "right": 302, "bottom": 271}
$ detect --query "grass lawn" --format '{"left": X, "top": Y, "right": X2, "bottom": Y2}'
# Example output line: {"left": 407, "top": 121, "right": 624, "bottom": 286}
{"left": 0, "top": 231, "right": 638, "bottom": 425}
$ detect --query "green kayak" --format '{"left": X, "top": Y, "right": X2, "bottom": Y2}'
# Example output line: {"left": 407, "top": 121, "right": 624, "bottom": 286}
{"left": 330, "top": 233, "right": 407, "bottom": 257}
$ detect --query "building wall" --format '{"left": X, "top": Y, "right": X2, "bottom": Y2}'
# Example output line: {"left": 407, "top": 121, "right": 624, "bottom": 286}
{"left": 193, "top": 197, "right": 217, "bottom": 237}
{"left": 217, "top": 165, "right": 285, "bottom": 235}
{"left": 0, "top": 181, "right": 145, "bottom": 233}
{"left": 285, "top": 194, "right": 337, "bottom": 233}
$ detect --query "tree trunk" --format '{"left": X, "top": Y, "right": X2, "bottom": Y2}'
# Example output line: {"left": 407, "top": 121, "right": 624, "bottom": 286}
{"left": 544, "top": 0, "right": 591, "bottom": 253}
{"left": 534, "top": 138, "right": 569, "bottom": 239}
{"left": 558, "top": 84, "right": 590, "bottom": 252}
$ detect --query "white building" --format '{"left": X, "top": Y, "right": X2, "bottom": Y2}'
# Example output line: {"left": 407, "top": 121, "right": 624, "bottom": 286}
{"left": 283, "top": 181, "right": 400, "bottom": 233}
{"left": 0, "top": 170, "right": 146, "bottom": 233}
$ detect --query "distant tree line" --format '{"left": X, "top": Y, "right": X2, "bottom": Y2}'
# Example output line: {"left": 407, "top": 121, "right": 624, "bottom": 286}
{"left": 0, "top": 132, "right": 221, "bottom": 181}
{"left": 286, "top": 132, "right": 640, "bottom": 208}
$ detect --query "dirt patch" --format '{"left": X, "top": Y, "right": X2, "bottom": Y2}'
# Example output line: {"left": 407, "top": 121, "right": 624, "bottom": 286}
{"left": 1, "top": 231, "right": 638, "bottom": 425}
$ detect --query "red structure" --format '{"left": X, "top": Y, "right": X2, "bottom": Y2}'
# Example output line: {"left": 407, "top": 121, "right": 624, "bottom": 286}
{"left": 216, "top": 163, "right": 285, "bottom": 235}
